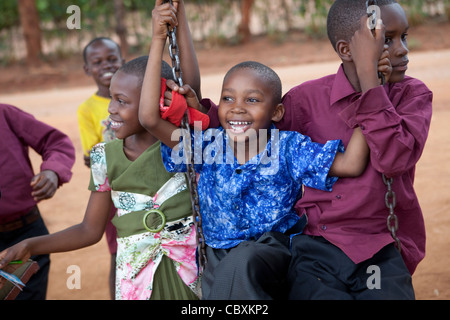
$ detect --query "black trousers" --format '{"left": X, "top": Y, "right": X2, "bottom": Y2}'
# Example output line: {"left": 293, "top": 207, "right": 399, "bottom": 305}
{"left": 288, "top": 235, "right": 415, "bottom": 300}
{"left": 201, "top": 232, "right": 291, "bottom": 300}
{"left": 0, "top": 212, "right": 50, "bottom": 300}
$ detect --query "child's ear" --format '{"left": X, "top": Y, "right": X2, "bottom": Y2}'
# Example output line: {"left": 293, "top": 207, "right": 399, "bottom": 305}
{"left": 336, "top": 40, "right": 353, "bottom": 62}
{"left": 83, "top": 64, "right": 91, "bottom": 76}
{"left": 271, "top": 103, "right": 285, "bottom": 123}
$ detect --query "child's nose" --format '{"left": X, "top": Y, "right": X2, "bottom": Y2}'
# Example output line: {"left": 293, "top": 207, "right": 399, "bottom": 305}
{"left": 231, "top": 101, "right": 246, "bottom": 113}
{"left": 101, "top": 59, "right": 114, "bottom": 69}
{"left": 394, "top": 42, "right": 409, "bottom": 57}
{"left": 108, "top": 101, "right": 116, "bottom": 114}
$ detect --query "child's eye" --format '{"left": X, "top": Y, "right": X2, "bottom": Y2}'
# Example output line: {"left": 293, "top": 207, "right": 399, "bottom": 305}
{"left": 118, "top": 99, "right": 125, "bottom": 105}
{"left": 385, "top": 37, "right": 392, "bottom": 45}
{"left": 401, "top": 33, "right": 408, "bottom": 42}
{"left": 222, "top": 96, "right": 233, "bottom": 102}
{"left": 247, "top": 97, "right": 259, "bottom": 103}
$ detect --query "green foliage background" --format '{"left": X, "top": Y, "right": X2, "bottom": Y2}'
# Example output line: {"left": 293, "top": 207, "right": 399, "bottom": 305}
{"left": 0, "top": 0, "right": 448, "bottom": 62}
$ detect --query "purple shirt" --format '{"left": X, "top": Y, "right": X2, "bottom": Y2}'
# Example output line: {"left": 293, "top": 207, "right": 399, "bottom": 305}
{"left": 278, "top": 65, "right": 432, "bottom": 274}
{"left": 0, "top": 104, "right": 76, "bottom": 223}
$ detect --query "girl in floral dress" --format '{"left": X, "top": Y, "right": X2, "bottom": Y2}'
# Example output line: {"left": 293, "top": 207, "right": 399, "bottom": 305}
{"left": 0, "top": 0, "right": 203, "bottom": 300}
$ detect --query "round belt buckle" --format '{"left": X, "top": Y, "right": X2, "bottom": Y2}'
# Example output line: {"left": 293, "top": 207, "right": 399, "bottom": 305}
{"left": 143, "top": 209, "right": 166, "bottom": 233}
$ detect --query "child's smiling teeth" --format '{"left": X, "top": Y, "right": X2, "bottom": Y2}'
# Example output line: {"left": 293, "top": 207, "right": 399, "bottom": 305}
{"left": 110, "top": 119, "right": 123, "bottom": 129}
{"left": 102, "top": 72, "right": 114, "bottom": 79}
{"left": 228, "top": 121, "right": 252, "bottom": 133}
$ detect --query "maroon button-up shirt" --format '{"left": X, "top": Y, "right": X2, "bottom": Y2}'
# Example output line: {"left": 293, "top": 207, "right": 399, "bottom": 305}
{"left": 278, "top": 65, "right": 433, "bottom": 274}
{"left": 0, "top": 104, "right": 76, "bottom": 224}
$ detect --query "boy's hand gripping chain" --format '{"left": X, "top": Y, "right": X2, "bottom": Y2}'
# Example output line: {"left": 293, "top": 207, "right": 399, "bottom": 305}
{"left": 165, "top": 0, "right": 207, "bottom": 269}
{"left": 367, "top": 0, "right": 401, "bottom": 252}
{"left": 366, "top": 0, "right": 385, "bottom": 86}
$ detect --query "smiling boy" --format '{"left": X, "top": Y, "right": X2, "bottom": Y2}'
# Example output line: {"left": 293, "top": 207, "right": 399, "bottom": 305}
{"left": 139, "top": 2, "right": 374, "bottom": 298}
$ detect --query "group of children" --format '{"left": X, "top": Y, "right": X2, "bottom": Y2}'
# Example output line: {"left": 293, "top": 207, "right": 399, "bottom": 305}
{"left": 0, "top": 0, "right": 432, "bottom": 300}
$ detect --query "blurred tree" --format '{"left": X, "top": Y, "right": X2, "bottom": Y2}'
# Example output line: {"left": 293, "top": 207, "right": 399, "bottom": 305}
{"left": 238, "top": 0, "right": 254, "bottom": 43}
{"left": 18, "top": 0, "right": 42, "bottom": 66}
{"left": 114, "top": 0, "right": 129, "bottom": 57}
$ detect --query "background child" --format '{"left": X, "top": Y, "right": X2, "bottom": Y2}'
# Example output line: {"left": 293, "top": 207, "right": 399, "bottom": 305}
{"left": 279, "top": 0, "right": 433, "bottom": 299}
{"left": 0, "top": 0, "right": 202, "bottom": 300}
{"left": 0, "top": 103, "right": 75, "bottom": 300}
{"left": 139, "top": 3, "right": 371, "bottom": 298}
{"left": 77, "top": 36, "right": 124, "bottom": 299}
{"left": 78, "top": 37, "right": 124, "bottom": 167}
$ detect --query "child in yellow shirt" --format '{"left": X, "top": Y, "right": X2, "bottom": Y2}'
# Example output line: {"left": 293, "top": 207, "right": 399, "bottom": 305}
{"left": 77, "top": 37, "right": 125, "bottom": 167}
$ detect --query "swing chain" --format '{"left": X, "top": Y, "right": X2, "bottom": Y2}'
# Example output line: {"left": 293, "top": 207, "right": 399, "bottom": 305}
{"left": 382, "top": 174, "right": 401, "bottom": 252}
{"left": 167, "top": 25, "right": 183, "bottom": 87}
{"left": 165, "top": 0, "right": 207, "bottom": 269}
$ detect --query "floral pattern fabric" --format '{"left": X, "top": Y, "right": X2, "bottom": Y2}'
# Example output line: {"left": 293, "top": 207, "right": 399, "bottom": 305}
{"left": 90, "top": 142, "right": 200, "bottom": 300}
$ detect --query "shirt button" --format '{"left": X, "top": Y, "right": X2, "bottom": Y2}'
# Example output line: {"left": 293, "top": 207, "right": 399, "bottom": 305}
{"left": 336, "top": 195, "right": 342, "bottom": 200}
{"left": 235, "top": 169, "right": 242, "bottom": 174}
{"left": 321, "top": 225, "right": 327, "bottom": 231}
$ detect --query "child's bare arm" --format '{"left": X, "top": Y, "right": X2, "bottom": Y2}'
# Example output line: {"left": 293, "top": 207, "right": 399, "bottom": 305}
{"left": 329, "top": 127, "right": 369, "bottom": 177}
{"left": 139, "top": 0, "right": 182, "bottom": 148}
{"left": 160, "top": 0, "right": 205, "bottom": 112}
{"left": 0, "top": 191, "right": 112, "bottom": 269}
{"left": 176, "top": 0, "right": 201, "bottom": 99}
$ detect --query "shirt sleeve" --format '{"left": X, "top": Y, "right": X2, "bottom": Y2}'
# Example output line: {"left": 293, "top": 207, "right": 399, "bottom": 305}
{"left": 161, "top": 129, "right": 206, "bottom": 173}
{"left": 338, "top": 80, "right": 432, "bottom": 177}
{"left": 200, "top": 98, "right": 220, "bottom": 128}
{"left": 89, "top": 143, "right": 111, "bottom": 192}
{"left": 287, "top": 132, "right": 344, "bottom": 191}
{"left": 9, "top": 106, "right": 75, "bottom": 186}
{"left": 77, "top": 102, "right": 101, "bottom": 157}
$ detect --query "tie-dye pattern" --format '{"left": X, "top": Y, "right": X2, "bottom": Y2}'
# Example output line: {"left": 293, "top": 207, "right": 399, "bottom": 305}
{"left": 162, "top": 126, "right": 343, "bottom": 249}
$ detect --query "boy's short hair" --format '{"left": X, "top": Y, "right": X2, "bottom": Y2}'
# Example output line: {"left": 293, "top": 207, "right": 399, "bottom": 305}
{"left": 118, "top": 56, "right": 174, "bottom": 88}
{"left": 83, "top": 37, "right": 122, "bottom": 64}
{"left": 327, "top": 0, "right": 397, "bottom": 51}
{"left": 225, "top": 61, "right": 282, "bottom": 105}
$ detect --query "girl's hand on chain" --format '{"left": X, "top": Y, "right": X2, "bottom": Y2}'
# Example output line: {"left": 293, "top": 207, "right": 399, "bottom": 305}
{"left": 152, "top": 0, "right": 179, "bottom": 40}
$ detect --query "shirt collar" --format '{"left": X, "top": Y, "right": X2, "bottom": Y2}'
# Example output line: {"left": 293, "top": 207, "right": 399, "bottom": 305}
{"left": 222, "top": 124, "right": 278, "bottom": 170}
{"left": 330, "top": 64, "right": 359, "bottom": 106}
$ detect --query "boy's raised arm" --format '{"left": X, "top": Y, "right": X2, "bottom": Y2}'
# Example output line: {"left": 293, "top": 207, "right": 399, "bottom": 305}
{"left": 349, "top": 17, "right": 386, "bottom": 93}
{"left": 139, "top": 0, "right": 180, "bottom": 148}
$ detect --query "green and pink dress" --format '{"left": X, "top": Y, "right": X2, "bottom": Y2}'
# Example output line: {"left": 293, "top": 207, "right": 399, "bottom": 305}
{"left": 89, "top": 139, "right": 200, "bottom": 300}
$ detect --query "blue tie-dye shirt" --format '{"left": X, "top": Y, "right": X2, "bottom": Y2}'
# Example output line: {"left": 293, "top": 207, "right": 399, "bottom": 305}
{"left": 161, "top": 125, "right": 343, "bottom": 249}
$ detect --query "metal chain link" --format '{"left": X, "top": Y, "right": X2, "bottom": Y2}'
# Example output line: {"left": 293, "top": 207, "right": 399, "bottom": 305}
{"left": 367, "top": 0, "right": 398, "bottom": 248}
{"left": 165, "top": 0, "right": 207, "bottom": 269}
{"left": 167, "top": 25, "right": 183, "bottom": 87}
{"left": 382, "top": 174, "right": 401, "bottom": 252}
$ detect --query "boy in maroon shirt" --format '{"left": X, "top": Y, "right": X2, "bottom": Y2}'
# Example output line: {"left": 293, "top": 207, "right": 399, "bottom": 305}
{"left": 280, "top": 0, "right": 432, "bottom": 299}
{"left": 144, "top": 0, "right": 431, "bottom": 300}
{"left": 0, "top": 104, "right": 75, "bottom": 299}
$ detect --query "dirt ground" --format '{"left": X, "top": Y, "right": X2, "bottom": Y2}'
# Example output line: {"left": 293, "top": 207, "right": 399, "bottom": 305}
{"left": 1, "top": 20, "right": 450, "bottom": 300}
